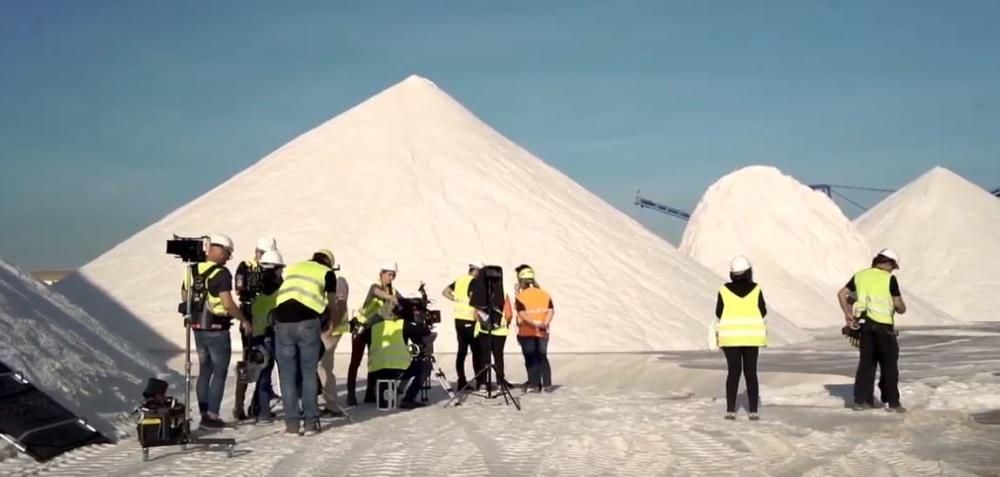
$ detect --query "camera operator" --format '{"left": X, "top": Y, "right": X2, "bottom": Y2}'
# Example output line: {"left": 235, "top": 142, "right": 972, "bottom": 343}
{"left": 232, "top": 236, "right": 278, "bottom": 421}
{"left": 246, "top": 249, "right": 284, "bottom": 423}
{"left": 363, "top": 272, "right": 433, "bottom": 410}
{"left": 350, "top": 262, "right": 403, "bottom": 405}
{"left": 179, "top": 234, "right": 250, "bottom": 429}
{"left": 270, "top": 249, "right": 341, "bottom": 436}
{"left": 441, "top": 261, "right": 484, "bottom": 391}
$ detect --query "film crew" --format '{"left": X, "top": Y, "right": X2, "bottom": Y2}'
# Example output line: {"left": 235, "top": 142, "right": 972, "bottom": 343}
{"left": 180, "top": 234, "right": 250, "bottom": 428}
{"left": 441, "top": 260, "right": 484, "bottom": 391}
{"left": 359, "top": 262, "right": 404, "bottom": 404}
{"left": 246, "top": 249, "right": 284, "bottom": 424}
{"left": 714, "top": 256, "right": 767, "bottom": 420}
{"left": 837, "top": 248, "right": 907, "bottom": 413}
{"left": 514, "top": 266, "right": 555, "bottom": 393}
{"left": 232, "top": 236, "right": 279, "bottom": 421}
{"left": 318, "top": 251, "right": 349, "bottom": 418}
{"left": 270, "top": 249, "right": 341, "bottom": 436}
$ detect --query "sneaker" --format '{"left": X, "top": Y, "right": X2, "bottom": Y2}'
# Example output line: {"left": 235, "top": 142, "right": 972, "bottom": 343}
{"left": 399, "top": 399, "right": 427, "bottom": 410}
{"left": 255, "top": 415, "right": 275, "bottom": 425}
{"left": 284, "top": 422, "right": 300, "bottom": 435}
{"left": 850, "top": 402, "right": 868, "bottom": 411}
{"left": 543, "top": 386, "right": 555, "bottom": 393}
{"left": 748, "top": 412, "right": 760, "bottom": 421}
{"left": 200, "top": 415, "right": 226, "bottom": 428}
{"left": 232, "top": 408, "right": 248, "bottom": 421}
{"left": 303, "top": 421, "right": 322, "bottom": 436}
{"left": 886, "top": 403, "right": 907, "bottom": 413}
{"left": 724, "top": 412, "right": 736, "bottom": 420}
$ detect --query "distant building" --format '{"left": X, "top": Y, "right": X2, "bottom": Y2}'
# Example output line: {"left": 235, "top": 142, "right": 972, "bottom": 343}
{"left": 30, "top": 270, "right": 73, "bottom": 286}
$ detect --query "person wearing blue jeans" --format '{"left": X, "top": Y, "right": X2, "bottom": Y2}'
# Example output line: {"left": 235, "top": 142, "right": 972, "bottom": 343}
{"left": 517, "top": 336, "right": 551, "bottom": 391}
{"left": 194, "top": 330, "right": 232, "bottom": 418}
{"left": 274, "top": 318, "right": 322, "bottom": 431}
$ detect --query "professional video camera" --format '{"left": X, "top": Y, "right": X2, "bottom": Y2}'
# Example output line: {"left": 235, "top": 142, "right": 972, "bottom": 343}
{"left": 166, "top": 235, "right": 208, "bottom": 263}
{"left": 235, "top": 264, "right": 283, "bottom": 303}
{"left": 394, "top": 282, "right": 442, "bottom": 327}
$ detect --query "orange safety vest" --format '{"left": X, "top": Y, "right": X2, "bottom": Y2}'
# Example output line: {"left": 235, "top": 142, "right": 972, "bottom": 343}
{"left": 516, "top": 287, "right": 552, "bottom": 338}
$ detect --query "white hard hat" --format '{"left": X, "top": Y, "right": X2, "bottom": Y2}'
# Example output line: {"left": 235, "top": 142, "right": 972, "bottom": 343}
{"left": 208, "top": 234, "right": 234, "bottom": 252}
{"left": 380, "top": 261, "right": 398, "bottom": 273}
{"left": 256, "top": 236, "right": 277, "bottom": 252}
{"left": 876, "top": 248, "right": 900, "bottom": 268}
{"left": 260, "top": 250, "right": 284, "bottom": 266}
{"left": 729, "top": 255, "right": 752, "bottom": 274}
{"left": 469, "top": 260, "right": 485, "bottom": 270}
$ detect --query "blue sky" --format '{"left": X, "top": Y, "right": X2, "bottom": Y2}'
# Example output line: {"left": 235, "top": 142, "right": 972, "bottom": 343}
{"left": 1, "top": 1, "right": 998, "bottom": 269}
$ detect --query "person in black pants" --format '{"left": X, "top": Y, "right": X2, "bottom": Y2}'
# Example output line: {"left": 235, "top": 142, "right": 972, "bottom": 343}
{"left": 838, "top": 248, "right": 908, "bottom": 413}
{"left": 714, "top": 256, "right": 768, "bottom": 420}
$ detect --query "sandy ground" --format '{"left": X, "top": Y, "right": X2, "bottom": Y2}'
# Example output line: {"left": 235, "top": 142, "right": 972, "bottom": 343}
{"left": 2, "top": 324, "right": 999, "bottom": 476}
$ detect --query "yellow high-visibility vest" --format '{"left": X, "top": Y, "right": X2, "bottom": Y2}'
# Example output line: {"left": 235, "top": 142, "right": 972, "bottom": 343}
{"left": 182, "top": 262, "right": 226, "bottom": 316}
{"left": 453, "top": 275, "right": 475, "bottom": 322}
{"left": 367, "top": 319, "right": 411, "bottom": 373}
{"left": 275, "top": 261, "right": 330, "bottom": 314}
{"left": 717, "top": 285, "right": 767, "bottom": 347}
{"left": 853, "top": 268, "right": 896, "bottom": 325}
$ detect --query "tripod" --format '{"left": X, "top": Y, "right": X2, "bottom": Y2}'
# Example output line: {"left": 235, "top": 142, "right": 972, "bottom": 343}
{"left": 166, "top": 261, "right": 236, "bottom": 459}
{"left": 444, "top": 306, "right": 521, "bottom": 411}
{"left": 419, "top": 353, "right": 457, "bottom": 403}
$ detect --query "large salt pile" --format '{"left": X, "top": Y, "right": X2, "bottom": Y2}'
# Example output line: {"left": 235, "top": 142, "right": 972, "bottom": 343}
{"left": 0, "top": 257, "right": 168, "bottom": 440}
{"left": 679, "top": 166, "right": 954, "bottom": 327}
{"left": 856, "top": 167, "right": 1000, "bottom": 322}
{"left": 55, "top": 75, "right": 809, "bottom": 352}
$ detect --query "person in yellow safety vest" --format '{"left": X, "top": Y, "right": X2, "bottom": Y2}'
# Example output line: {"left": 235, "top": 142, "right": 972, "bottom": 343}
{"left": 441, "top": 260, "right": 484, "bottom": 391}
{"left": 837, "top": 248, "right": 908, "bottom": 413}
{"left": 179, "top": 234, "right": 250, "bottom": 429}
{"left": 714, "top": 255, "right": 768, "bottom": 421}
{"left": 246, "top": 249, "right": 284, "bottom": 424}
{"left": 232, "top": 236, "right": 278, "bottom": 421}
{"left": 270, "top": 249, "right": 341, "bottom": 436}
{"left": 352, "top": 261, "right": 404, "bottom": 405}
{"left": 317, "top": 251, "right": 349, "bottom": 418}
{"left": 474, "top": 291, "right": 513, "bottom": 389}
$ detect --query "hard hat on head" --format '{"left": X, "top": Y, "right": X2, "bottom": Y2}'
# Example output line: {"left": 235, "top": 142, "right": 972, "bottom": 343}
{"left": 876, "top": 248, "right": 900, "bottom": 268}
{"left": 380, "top": 261, "right": 398, "bottom": 273}
{"left": 517, "top": 267, "right": 536, "bottom": 281}
{"left": 315, "top": 249, "right": 335, "bottom": 267}
{"left": 469, "top": 260, "right": 485, "bottom": 270}
{"left": 208, "top": 234, "right": 234, "bottom": 252}
{"left": 729, "top": 255, "right": 752, "bottom": 274}
{"left": 256, "top": 236, "right": 277, "bottom": 252}
{"left": 260, "top": 250, "right": 284, "bottom": 266}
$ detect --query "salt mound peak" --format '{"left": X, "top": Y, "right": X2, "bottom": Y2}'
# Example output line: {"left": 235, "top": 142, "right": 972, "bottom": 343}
{"left": 681, "top": 165, "right": 954, "bottom": 328}
{"left": 856, "top": 166, "right": 1000, "bottom": 321}
{"left": 56, "top": 75, "right": 810, "bottom": 352}
{"left": 0, "top": 256, "right": 169, "bottom": 439}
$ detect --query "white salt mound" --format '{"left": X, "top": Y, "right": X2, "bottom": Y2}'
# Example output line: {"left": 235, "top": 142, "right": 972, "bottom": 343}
{"left": 856, "top": 166, "right": 1000, "bottom": 322}
{"left": 680, "top": 165, "right": 954, "bottom": 328}
{"left": 55, "top": 74, "right": 810, "bottom": 352}
{"left": 0, "top": 257, "right": 168, "bottom": 440}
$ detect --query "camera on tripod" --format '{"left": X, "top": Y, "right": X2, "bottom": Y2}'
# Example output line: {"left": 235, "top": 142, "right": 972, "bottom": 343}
{"left": 393, "top": 282, "right": 441, "bottom": 360}
{"left": 166, "top": 235, "right": 208, "bottom": 263}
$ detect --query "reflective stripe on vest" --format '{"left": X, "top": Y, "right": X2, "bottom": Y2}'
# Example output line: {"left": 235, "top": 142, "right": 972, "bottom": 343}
{"left": 516, "top": 288, "right": 552, "bottom": 338}
{"left": 275, "top": 261, "right": 330, "bottom": 314}
{"left": 183, "top": 262, "right": 226, "bottom": 316}
{"left": 717, "top": 285, "right": 767, "bottom": 347}
{"left": 367, "top": 319, "right": 411, "bottom": 373}
{"left": 453, "top": 275, "right": 475, "bottom": 321}
{"left": 854, "top": 268, "right": 895, "bottom": 325}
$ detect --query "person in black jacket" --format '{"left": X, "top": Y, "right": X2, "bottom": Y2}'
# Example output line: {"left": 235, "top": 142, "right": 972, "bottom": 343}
{"left": 714, "top": 255, "right": 767, "bottom": 420}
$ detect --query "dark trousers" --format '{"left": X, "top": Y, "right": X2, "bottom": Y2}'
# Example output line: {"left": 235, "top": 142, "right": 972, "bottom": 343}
{"left": 518, "top": 336, "right": 551, "bottom": 389}
{"left": 347, "top": 331, "right": 369, "bottom": 400}
{"left": 476, "top": 333, "right": 506, "bottom": 386}
{"left": 854, "top": 321, "right": 900, "bottom": 406}
{"left": 455, "top": 320, "right": 480, "bottom": 386}
{"left": 722, "top": 346, "right": 759, "bottom": 413}
{"left": 249, "top": 332, "right": 276, "bottom": 419}
{"left": 234, "top": 328, "right": 251, "bottom": 413}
